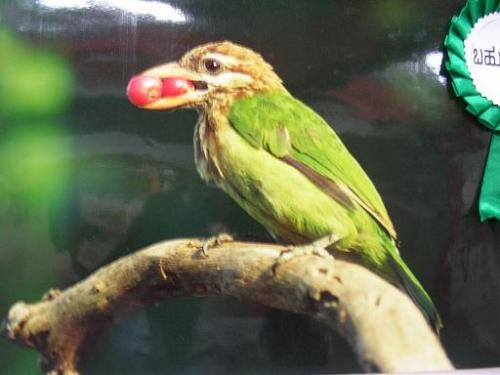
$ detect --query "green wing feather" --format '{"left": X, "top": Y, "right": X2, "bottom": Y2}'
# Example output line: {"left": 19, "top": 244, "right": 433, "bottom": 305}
{"left": 229, "top": 92, "right": 442, "bottom": 332}
{"left": 229, "top": 91, "right": 397, "bottom": 240}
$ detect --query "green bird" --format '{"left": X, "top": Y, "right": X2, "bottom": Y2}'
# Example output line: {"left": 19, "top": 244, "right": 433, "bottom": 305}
{"left": 127, "top": 41, "right": 442, "bottom": 332}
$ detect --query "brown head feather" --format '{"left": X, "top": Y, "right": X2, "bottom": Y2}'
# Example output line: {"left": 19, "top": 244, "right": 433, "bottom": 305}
{"left": 179, "top": 41, "right": 286, "bottom": 101}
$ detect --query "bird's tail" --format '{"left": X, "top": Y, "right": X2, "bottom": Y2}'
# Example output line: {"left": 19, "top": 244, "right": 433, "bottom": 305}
{"left": 388, "top": 250, "right": 443, "bottom": 334}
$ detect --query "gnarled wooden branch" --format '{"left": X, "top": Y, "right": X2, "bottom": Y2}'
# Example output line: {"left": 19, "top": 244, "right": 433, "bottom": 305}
{"left": 3, "top": 239, "right": 453, "bottom": 374}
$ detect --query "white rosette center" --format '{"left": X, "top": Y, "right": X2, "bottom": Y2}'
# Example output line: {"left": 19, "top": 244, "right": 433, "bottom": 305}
{"left": 464, "top": 12, "right": 500, "bottom": 106}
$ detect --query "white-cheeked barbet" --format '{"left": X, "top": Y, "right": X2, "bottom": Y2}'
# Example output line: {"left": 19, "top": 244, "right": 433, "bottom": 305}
{"left": 127, "top": 41, "right": 442, "bottom": 332}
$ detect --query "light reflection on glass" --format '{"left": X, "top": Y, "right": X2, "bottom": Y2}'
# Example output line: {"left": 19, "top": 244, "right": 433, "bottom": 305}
{"left": 36, "top": 0, "right": 190, "bottom": 24}
{"left": 425, "top": 51, "right": 447, "bottom": 85}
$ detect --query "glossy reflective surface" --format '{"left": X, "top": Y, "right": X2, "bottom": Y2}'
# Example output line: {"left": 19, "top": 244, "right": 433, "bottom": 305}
{"left": 1, "top": 1, "right": 499, "bottom": 373}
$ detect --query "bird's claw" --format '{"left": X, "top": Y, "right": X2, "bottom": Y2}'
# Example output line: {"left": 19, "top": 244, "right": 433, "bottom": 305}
{"left": 279, "top": 243, "right": 334, "bottom": 262}
{"left": 309, "top": 233, "right": 339, "bottom": 250}
{"left": 273, "top": 234, "right": 338, "bottom": 274}
{"left": 42, "top": 288, "right": 62, "bottom": 301}
{"left": 201, "top": 233, "right": 234, "bottom": 257}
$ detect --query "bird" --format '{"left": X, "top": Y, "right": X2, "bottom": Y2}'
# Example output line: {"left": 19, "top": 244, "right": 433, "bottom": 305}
{"left": 127, "top": 41, "right": 442, "bottom": 332}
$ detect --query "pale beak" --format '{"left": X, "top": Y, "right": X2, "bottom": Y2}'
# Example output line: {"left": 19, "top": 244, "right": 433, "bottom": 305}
{"left": 127, "top": 62, "right": 207, "bottom": 110}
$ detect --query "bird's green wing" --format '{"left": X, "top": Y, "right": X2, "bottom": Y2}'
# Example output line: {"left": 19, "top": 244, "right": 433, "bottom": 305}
{"left": 229, "top": 91, "right": 397, "bottom": 240}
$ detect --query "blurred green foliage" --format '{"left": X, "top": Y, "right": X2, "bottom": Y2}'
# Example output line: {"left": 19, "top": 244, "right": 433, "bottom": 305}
{"left": 0, "top": 26, "right": 74, "bottom": 374}
{"left": 0, "top": 27, "right": 73, "bottom": 213}
{"left": 0, "top": 123, "right": 71, "bottom": 213}
{"left": 0, "top": 28, "right": 73, "bottom": 117}
{"left": 368, "top": 0, "right": 419, "bottom": 31}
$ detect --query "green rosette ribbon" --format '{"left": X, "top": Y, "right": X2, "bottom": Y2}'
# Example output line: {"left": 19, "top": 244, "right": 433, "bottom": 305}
{"left": 444, "top": 0, "right": 500, "bottom": 221}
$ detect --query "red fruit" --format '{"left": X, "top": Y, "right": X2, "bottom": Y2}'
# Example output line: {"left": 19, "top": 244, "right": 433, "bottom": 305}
{"left": 161, "top": 77, "right": 194, "bottom": 97}
{"left": 127, "top": 75, "right": 194, "bottom": 107}
{"left": 127, "top": 75, "right": 162, "bottom": 107}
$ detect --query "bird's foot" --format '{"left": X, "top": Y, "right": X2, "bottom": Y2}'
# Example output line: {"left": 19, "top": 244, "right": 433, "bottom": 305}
{"left": 42, "top": 288, "right": 62, "bottom": 301}
{"left": 201, "top": 233, "right": 234, "bottom": 257}
{"left": 309, "top": 234, "right": 340, "bottom": 251}
{"left": 273, "top": 234, "right": 339, "bottom": 273}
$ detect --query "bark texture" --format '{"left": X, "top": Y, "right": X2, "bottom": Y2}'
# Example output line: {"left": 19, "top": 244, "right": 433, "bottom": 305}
{"left": 3, "top": 239, "right": 453, "bottom": 374}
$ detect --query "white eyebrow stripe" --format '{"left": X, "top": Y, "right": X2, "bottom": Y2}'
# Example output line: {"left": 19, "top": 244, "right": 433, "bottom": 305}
{"left": 208, "top": 71, "right": 253, "bottom": 86}
{"left": 203, "top": 53, "right": 239, "bottom": 66}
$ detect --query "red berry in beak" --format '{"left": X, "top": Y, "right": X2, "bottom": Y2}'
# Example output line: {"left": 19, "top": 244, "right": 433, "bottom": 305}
{"left": 127, "top": 75, "right": 162, "bottom": 107}
{"left": 127, "top": 76, "right": 195, "bottom": 108}
{"left": 161, "top": 77, "right": 194, "bottom": 97}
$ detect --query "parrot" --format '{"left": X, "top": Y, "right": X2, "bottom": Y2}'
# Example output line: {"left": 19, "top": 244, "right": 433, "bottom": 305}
{"left": 126, "top": 41, "right": 442, "bottom": 332}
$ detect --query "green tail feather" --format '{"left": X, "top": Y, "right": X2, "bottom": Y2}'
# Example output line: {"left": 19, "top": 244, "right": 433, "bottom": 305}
{"left": 388, "top": 251, "right": 443, "bottom": 334}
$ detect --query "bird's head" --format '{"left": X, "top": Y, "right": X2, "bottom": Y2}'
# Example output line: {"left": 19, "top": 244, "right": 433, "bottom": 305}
{"left": 127, "top": 41, "right": 285, "bottom": 112}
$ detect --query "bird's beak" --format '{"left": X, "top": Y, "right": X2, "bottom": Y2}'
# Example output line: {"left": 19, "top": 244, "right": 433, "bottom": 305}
{"left": 127, "top": 62, "right": 208, "bottom": 110}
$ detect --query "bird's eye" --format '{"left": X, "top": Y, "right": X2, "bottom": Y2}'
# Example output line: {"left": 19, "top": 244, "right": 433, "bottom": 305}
{"left": 202, "top": 58, "right": 222, "bottom": 74}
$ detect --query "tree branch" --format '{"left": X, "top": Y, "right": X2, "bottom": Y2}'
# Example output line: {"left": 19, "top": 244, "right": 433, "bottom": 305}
{"left": 3, "top": 239, "right": 453, "bottom": 374}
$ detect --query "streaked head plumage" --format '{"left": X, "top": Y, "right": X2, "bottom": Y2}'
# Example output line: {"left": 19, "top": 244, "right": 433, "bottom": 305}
{"left": 127, "top": 41, "right": 285, "bottom": 111}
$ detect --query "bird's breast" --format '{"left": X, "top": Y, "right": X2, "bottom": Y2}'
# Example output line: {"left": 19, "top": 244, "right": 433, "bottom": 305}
{"left": 193, "top": 115, "right": 225, "bottom": 183}
{"left": 193, "top": 115, "right": 357, "bottom": 244}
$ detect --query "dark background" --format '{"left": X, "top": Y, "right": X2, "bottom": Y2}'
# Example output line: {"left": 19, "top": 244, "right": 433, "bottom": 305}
{"left": 1, "top": 0, "right": 499, "bottom": 373}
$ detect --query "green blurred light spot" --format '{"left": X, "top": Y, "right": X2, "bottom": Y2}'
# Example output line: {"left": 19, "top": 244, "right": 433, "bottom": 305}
{"left": 368, "top": 0, "right": 419, "bottom": 31}
{"left": 0, "top": 28, "right": 73, "bottom": 117}
{"left": 0, "top": 123, "right": 72, "bottom": 210}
